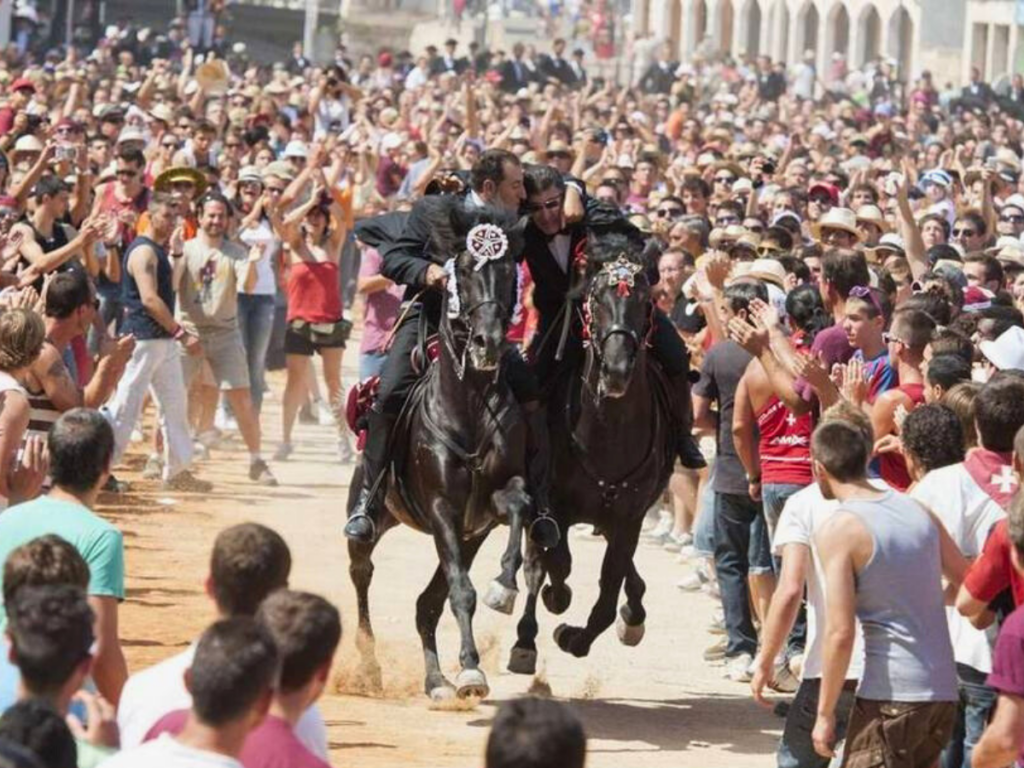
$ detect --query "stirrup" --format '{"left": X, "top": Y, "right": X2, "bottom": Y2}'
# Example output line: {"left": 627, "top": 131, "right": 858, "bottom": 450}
{"left": 529, "top": 513, "right": 561, "bottom": 550}
{"left": 344, "top": 512, "right": 378, "bottom": 543}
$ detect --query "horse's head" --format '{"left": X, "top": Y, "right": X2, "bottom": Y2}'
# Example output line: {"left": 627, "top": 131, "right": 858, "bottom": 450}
{"left": 585, "top": 234, "right": 651, "bottom": 398}
{"left": 429, "top": 199, "right": 522, "bottom": 373}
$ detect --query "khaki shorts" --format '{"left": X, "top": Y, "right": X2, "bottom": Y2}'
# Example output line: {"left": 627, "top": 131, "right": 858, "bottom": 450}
{"left": 841, "top": 698, "right": 956, "bottom": 768}
{"left": 181, "top": 328, "right": 251, "bottom": 391}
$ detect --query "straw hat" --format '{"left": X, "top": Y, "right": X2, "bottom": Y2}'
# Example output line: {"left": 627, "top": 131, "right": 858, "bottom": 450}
{"left": 747, "top": 257, "right": 786, "bottom": 287}
{"left": 811, "top": 207, "right": 861, "bottom": 242}
{"left": 855, "top": 204, "right": 889, "bottom": 232}
{"left": 154, "top": 166, "right": 207, "bottom": 195}
{"left": 195, "top": 59, "right": 230, "bottom": 95}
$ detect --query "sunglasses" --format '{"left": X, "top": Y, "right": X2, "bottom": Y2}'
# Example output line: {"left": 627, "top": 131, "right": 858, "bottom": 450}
{"left": 162, "top": 142, "right": 179, "bottom": 149}
{"left": 225, "top": 142, "right": 242, "bottom": 149}
{"left": 717, "top": 215, "right": 741, "bottom": 225}
{"left": 265, "top": 186, "right": 286, "bottom": 194}
{"left": 952, "top": 228, "right": 978, "bottom": 238}
{"left": 714, "top": 175, "right": 736, "bottom": 183}
{"left": 115, "top": 169, "right": 137, "bottom": 178}
{"left": 882, "top": 331, "right": 905, "bottom": 345}
{"left": 527, "top": 198, "right": 562, "bottom": 213}
{"left": 1001, "top": 214, "right": 1024, "bottom": 223}
{"left": 656, "top": 208, "right": 684, "bottom": 218}
{"left": 849, "top": 285, "right": 884, "bottom": 316}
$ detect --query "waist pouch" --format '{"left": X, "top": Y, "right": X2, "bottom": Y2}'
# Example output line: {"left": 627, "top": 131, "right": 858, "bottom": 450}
{"left": 289, "top": 318, "right": 352, "bottom": 346}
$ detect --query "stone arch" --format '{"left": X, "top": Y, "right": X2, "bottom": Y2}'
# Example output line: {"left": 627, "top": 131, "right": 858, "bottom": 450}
{"left": 694, "top": 0, "right": 708, "bottom": 43}
{"left": 668, "top": 0, "right": 683, "bottom": 57}
{"left": 858, "top": 4, "right": 881, "bottom": 67}
{"left": 774, "top": 0, "right": 789, "bottom": 62}
{"left": 719, "top": 0, "right": 735, "bottom": 55}
{"left": 827, "top": 1, "right": 849, "bottom": 61}
{"left": 743, "top": 0, "right": 762, "bottom": 56}
{"left": 797, "top": 0, "right": 819, "bottom": 59}
{"left": 886, "top": 5, "right": 913, "bottom": 79}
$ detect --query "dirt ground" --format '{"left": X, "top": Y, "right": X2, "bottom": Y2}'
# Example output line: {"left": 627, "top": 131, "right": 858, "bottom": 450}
{"left": 108, "top": 364, "right": 783, "bottom": 767}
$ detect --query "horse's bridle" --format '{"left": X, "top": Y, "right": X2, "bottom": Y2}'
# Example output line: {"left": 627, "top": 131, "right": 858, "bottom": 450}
{"left": 584, "top": 254, "right": 650, "bottom": 359}
{"left": 442, "top": 284, "right": 512, "bottom": 381}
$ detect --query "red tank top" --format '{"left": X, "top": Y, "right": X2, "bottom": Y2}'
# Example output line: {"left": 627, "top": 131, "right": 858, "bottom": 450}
{"left": 756, "top": 394, "right": 814, "bottom": 485}
{"left": 878, "top": 383, "right": 927, "bottom": 491}
{"left": 285, "top": 260, "right": 343, "bottom": 323}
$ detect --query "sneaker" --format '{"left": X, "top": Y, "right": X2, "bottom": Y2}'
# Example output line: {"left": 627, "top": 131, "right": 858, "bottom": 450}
{"left": 192, "top": 442, "right": 210, "bottom": 462}
{"left": 703, "top": 637, "right": 728, "bottom": 661}
{"left": 643, "top": 512, "right": 673, "bottom": 540}
{"left": 319, "top": 403, "right": 338, "bottom": 427}
{"left": 195, "top": 428, "right": 223, "bottom": 449}
{"left": 725, "top": 653, "right": 754, "bottom": 682}
{"left": 162, "top": 470, "right": 213, "bottom": 493}
{"left": 676, "top": 544, "right": 699, "bottom": 562}
{"left": 214, "top": 408, "right": 237, "bottom": 433}
{"left": 142, "top": 454, "right": 164, "bottom": 480}
{"left": 298, "top": 404, "right": 318, "bottom": 424}
{"left": 338, "top": 437, "right": 355, "bottom": 464}
{"left": 701, "top": 580, "right": 721, "bottom": 600}
{"left": 249, "top": 459, "right": 278, "bottom": 487}
{"left": 676, "top": 562, "right": 710, "bottom": 592}
{"left": 102, "top": 475, "right": 130, "bottom": 494}
{"left": 129, "top": 427, "right": 144, "bottom": 444}
{"left": 273, "top": 443, "right": 294, "bottom": 462}
{"left": 788, "top": 653, "right": 805, "bottom": 681}
{"left": 770, "top": 658, "right": 800, "bottom": 694}
{"left": 663, "top": 531, "right": 693, "bottom": 552}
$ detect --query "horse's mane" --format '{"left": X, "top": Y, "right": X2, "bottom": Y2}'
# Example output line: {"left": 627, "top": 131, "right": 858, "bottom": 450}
{"left": 417, "top": 195, "right": 524, "bottom": 262}
{"left": 586, "top": 232, "right": 644, "bottom": 267}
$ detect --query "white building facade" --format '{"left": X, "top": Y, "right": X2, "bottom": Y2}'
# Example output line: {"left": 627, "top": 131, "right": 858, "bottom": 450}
{"left": 631, "top": 1, "right": 1018, "bottom": 88}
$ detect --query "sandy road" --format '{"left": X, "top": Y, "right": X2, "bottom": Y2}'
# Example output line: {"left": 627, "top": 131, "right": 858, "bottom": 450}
{"left": 108, "top": 368, "right": 782, "bottom": 767}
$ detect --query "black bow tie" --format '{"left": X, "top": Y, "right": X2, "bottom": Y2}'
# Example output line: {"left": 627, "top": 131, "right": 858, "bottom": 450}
{"left": 544, "top": 229, "right": 571, "bottom": 243}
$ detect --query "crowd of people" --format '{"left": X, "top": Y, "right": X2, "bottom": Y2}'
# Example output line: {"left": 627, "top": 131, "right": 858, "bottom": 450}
{"left": 0, "top": 6, "right": 1021, "bottom": 768}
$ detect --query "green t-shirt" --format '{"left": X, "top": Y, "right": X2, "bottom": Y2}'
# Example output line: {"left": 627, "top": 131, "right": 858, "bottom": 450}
{"left": 0, "top": 496, "right": 124, "bottom": 626}
{"left": 77, "top": 739, "right": 115, "bottom": 768}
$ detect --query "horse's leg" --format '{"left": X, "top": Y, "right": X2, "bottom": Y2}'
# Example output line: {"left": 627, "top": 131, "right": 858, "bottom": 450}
{"left": 431, "top": 499, "right": 489, "bottom": 699}
{"left": 508, "top": 536, "right": 546, "bottom": 675}
{"left": 541, "top": 528, "right": 573, "bottom": 615}
{"left": 554, "top": 517, "right": 641, "bottom": 658}
{"left": 417, "top": 535, "right": 486, "bottom": 700}
{"left": 349, "top": 534, "right": 383, "bottom": 693}
{"left": 616, "top": 557, "right": 647, "bottom": 647}
{"left": 483, "top": 477, "right": 530, "bottom": 615}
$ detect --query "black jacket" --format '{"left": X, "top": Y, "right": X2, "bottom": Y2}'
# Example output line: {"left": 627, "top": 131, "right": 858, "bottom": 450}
{"left": 639, "top": 61, "right": 677, "bottom": 94}
{"left": 430, "top": 55, "right": 468, "bottom": 76}
{"left": 540, "top": 54, "right": 576, "bottom": 86}
{"left": 499, "top": 58, "right": 533, "bottom": 93}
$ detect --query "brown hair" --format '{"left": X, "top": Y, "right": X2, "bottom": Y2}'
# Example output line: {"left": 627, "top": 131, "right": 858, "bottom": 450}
{"left": 942, "top": 381, "right": 982, "bottom": 450}
{"left": 3, "top": 534, "right": 90, "bottom": 606}
{"left": 0, "top": 308, "right": 44, "bottom": 372}
{"left": 210, "top": 523, "right": 291, "bottom": 617}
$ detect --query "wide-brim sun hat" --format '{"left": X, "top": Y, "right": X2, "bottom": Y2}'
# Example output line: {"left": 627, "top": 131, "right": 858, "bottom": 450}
{"left": 154, "top": 166, "right": 207, "bottom": 195}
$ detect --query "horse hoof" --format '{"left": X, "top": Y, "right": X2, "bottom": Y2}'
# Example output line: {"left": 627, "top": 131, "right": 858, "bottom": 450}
{"left": 542, "top": 584, "right": 572, "bottom": 615}
{"left": 616, "top": 614, "right": 646, "bottom": 647}
{"left": 483, "top": 580, "right": 518, "bottom": 615}
{"left": 554, "top": 624, "right": 590, "bottom": 658}
{"left": 508, "top": 646, "right": 537, "bottom": 675}
{"left": 455, "top": 668, "right": 489, "bottom": 700}
{"left": 428, "top": 682, "right": 457, "bottom": 702}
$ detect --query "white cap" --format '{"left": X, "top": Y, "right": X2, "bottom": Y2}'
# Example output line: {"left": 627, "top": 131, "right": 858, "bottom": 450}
{"left": 980, "top": 326, "right": 1024, "bottom": 372}
{"left": 283, "top": 140, "right": 308, "bottom": 159}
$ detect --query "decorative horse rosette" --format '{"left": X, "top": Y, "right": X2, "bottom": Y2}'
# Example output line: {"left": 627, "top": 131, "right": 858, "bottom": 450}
{"left": 446, "top": 223, "right": 513, "bottom": 319}
{"left": 583, "top": 254, "right": 646, "bottom": 342}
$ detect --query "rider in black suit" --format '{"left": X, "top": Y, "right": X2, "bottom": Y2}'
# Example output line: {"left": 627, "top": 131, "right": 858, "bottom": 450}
{"left": 499, "top": 42, "right": 533, "bottom": 93}
{"left": 522, "top": 165, "right": 705, "bottom": 469}
{"left": 430, "top": 38, "right": 468, "bottom": 76}
{"left": 539, "top": 38, "right": 575, "bottom": 87}
{"left": 345, "top": 150, "right": 560, "bottom": 547}
{"left": 638, "top": 42, "right": 678, "bottom": 95}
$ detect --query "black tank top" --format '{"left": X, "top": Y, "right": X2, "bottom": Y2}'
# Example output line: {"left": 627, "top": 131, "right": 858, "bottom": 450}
{"left": 121, "top": 236, "right": 175, "bottom": 340}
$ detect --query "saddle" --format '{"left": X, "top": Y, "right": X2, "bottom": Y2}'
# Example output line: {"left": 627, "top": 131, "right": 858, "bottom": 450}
{"left": 344, "top": 335, "right": 441, "bottom": 450}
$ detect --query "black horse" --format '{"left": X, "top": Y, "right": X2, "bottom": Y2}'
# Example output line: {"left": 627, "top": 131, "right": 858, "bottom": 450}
{"left": 348, "top": 200, "right": 533, "bottom": 701}
{"left": 508, "top": 233, "right": 679, "bottom": 674}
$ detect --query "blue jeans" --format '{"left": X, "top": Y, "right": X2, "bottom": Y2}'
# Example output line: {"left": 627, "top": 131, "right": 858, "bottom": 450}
{"left": 778, "top": 678, "right": 856, "bottom": 768}
{"left": 941, "top": 663, "right": 998, "bottom": 768}
{"left": 714, "top": 491, "right": 766, "bottom": 658}
{"left": 359, "top": 351, "right": 387, "bottom": 382}
{"left": 763, "top": 482, "right": 809, "bottom": 659}
{"left": 694, "top": 464, "right": 717, "bottom": 557}
{"left": 237, "top": 293, "right": 275, "bottom": 413}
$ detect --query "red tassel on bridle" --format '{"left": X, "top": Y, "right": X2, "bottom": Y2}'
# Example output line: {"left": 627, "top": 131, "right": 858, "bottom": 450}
{"left": 616, "top": 280, "right": 631, "bottom": 298}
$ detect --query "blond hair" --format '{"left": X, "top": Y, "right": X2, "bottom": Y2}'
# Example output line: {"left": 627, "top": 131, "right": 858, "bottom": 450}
{"left": 0, "top": 308, "right": 45, "bottom": 372}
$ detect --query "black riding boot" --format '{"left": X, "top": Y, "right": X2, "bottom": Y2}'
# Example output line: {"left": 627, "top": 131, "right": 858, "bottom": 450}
{"left": 345, "top": 408, "right": 395, "bottom": 542}
{"left": 668, "top": 371, "right": 707, "bottom": 470}
{"left": 525, "top": 407, "right": 561, "bottom": 549}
